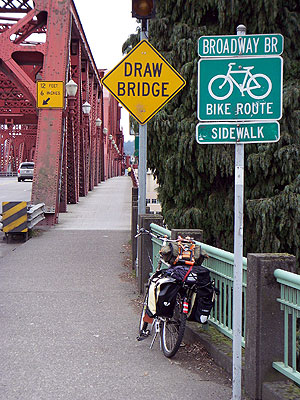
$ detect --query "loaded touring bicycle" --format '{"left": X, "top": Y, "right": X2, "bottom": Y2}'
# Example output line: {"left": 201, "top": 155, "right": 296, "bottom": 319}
{"left": 136, "top": 228, "right": 219, "bottom": 358}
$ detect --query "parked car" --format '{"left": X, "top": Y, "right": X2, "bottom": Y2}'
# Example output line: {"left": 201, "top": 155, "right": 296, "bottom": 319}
{"left": 17, "top": 162, "right": 34, "bottom": 182}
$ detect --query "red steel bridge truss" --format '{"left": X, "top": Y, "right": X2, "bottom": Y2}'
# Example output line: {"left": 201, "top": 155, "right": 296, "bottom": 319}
{"left": 0, "top": 0, "right": 124, "bottom": 225}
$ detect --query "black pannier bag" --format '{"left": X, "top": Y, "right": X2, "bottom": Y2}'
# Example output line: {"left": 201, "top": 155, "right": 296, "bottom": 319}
{"left": 148, "top": 276, "right": 179, "bottom": 318}
{"left": 187, "top": 281, "right": 218, "bottom": 324}
{"left": 166, "top": 264, "right": 211, "bottom": 286}
{"left": 155, "top": 278, "right": 179, "bottom": 318}
{"left": 165, "top": 263, "right": 217, "bottom": 323}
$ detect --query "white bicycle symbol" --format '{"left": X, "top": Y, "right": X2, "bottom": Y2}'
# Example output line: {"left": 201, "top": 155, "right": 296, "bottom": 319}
{"left": 208, "top": 63, "right": 272, "bottom": 100}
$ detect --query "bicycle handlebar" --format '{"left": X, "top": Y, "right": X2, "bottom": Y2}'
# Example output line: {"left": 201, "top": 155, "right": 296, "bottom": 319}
{"left": 135, "top": 228, "right": 196, "bottom": 244}
{"left": 135, "top": 228, "right": 164, "bottom": 239}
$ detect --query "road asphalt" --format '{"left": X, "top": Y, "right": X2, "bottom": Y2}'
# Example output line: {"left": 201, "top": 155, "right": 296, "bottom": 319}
{"left": 0, "top": 176, "right": 232, "bottom": 399}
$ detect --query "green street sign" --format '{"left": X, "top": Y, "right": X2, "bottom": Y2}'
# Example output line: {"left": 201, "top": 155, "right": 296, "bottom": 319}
{"left": 196, "top": 121, "right": 280, "bottom": 144}
{"left": 198, "top": 34, "right": 284, "bottom": 57}
{"left": 134, "top": 135, "right": 139, "bottom": 157}
{"left": 198, "top": 56, "right": 283, "bottom": 121}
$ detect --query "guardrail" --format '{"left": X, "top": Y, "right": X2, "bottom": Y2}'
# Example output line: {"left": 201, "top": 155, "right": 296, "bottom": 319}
{"left": 27, "top": 203, "right": 45, "bottom": 229}
{"left": 1, "top": 202, "right": 45, "bottom": 239}
{"left": 150, "top": 222, "right": 247, "bottom": 345}
{"left": 273, "top": 269, "right": 300, "bottom": 385}
{"left": 0, "top": 171, "right": 17, "bottom": 177}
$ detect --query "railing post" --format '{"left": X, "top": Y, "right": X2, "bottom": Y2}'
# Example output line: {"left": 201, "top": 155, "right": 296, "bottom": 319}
{"left": 137, "top": 214, "right": 163, "bottom": 294}
{"left": 245, "top": 253, "right": 296, "bottom": 400}
{"left": 131, "top": 187, "right": 138, "bottom": 270}
{"left": 171, "top": 228, "right": 203, "bottom": 242}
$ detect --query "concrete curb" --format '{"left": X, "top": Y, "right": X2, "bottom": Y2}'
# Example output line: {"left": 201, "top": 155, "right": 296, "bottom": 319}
{"left": 183, "top": 322, "right": 234, "bottom": 378}
{"left": 262, "top": 381, "right": 300, "bottom": 400}
{"left": 184, "top": 322, "right": 298, "bottom": 400}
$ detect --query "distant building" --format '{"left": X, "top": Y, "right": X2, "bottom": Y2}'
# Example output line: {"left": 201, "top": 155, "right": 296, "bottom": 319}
{"left": 146, "top": 170, "right": 161, "bottom": 214}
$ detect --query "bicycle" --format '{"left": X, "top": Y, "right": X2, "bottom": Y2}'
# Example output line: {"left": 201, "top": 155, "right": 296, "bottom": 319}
{"left": 136, "top": 229, "right": 217, "bottom": 358}
{"left": 208, "top": 62, "right": 272, "bottom": 100}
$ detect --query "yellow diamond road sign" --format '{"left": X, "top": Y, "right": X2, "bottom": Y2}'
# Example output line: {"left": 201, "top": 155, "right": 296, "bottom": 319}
{"left": 37, "top": 81, "right": 64, "bottom": 109}
{"left": 101, "top": 40, "right": 186, "bottom": 125}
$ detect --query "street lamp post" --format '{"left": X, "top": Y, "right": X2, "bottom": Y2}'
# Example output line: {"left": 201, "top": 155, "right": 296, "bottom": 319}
{"left": 66, "top": 79, "right": 78, "bottom": 118}
{"left": 59, "top": 79, "right": 78, "bottom": 212}
{"left": 102, "top": 128, "right": 108, "bottom": 180}
{"left": 108, "top": 134, "right": 113, "bottom": 178}
{"left": 95, "top": 118, "right": 102, "bottom": 184}
{"left": 82, "top": 101, "right": 91, "bottom": 194}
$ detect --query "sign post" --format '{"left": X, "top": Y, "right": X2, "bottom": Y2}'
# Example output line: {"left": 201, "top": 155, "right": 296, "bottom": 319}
{"left": 232, "top": 25, "right": 245, "bottom": 400}
{"left": 139, "top": 25, "right": 148, "bottom": 215}
{"left": 101, "top": 37, "right": 186, "bottom": 215}
{"left": 102, "top": 27, "right": 186, "bottom": 276}
{"left": 197, "top": 25, "right": 283, "bottom": 400}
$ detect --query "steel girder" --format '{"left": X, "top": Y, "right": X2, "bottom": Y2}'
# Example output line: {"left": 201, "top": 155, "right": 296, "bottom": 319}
{"left": 0, "top": 0, "right": 108, "bottom": 225}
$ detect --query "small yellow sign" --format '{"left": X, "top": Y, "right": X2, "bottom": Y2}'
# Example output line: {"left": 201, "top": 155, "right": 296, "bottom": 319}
{"left": 101, "top": 40, "right": 186, "bottom": 125}
{"left": 37, "top": 81, "right": 64, "bottom": 109}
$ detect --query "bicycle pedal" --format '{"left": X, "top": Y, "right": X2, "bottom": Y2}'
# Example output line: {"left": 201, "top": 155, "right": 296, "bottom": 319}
{"left": 136, "top": 330, "right": 150, "bottom": 341}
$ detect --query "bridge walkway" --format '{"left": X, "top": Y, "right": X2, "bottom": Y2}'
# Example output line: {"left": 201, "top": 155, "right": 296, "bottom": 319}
{"left": 0, "top": 176, "right": 231, "bottom": 399}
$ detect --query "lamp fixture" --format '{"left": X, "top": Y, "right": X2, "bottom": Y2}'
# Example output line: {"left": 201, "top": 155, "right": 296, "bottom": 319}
{"left": 82, "top": 101, "right": 91, "bottom": 115}
{"left": 66, "top": 79, "right": 78, "bottom": 97}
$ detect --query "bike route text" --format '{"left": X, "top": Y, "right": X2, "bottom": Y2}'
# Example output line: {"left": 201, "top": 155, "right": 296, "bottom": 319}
{"left": 206, "top": 101, "right": 274, "bottom": 116}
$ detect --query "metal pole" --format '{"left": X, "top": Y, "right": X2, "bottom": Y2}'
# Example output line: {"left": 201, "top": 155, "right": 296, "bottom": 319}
{"left": 136, "top": 20, "right": 149, "bottom": 276}
{"left": 138, "top": 123, "right": 147, "bottom": 214}
{"left": 232, "top": 24, "right": 246, "bottom": 400}
{"left": 138, "top": 20, "right": 148, "bottom": 215}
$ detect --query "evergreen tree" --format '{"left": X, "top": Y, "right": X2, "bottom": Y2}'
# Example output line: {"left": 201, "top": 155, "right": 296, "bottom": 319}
{"left": 123, "top": 0, "right": 300, "bottom": 265}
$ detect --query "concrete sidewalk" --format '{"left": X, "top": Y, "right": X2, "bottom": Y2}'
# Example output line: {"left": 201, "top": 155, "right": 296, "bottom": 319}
{"left": 0, "top": 176, "right": 232, "bottom": 400}
{"left": 56, "top": 177, "right": 132, "bottom": 230}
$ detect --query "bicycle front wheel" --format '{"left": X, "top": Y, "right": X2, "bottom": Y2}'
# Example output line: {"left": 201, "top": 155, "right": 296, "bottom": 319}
{"left": 161, "top": 294, "right": 187, "bottom": 358}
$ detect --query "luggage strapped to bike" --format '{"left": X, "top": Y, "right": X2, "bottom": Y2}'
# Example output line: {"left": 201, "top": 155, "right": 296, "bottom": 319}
{"left": 173, "top": 239, "right": 196, "bottom": 266}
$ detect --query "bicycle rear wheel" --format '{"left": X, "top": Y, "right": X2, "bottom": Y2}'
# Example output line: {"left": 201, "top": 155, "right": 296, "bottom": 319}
{"left": 161, "top": 293, "right": 187, "bottom": 358}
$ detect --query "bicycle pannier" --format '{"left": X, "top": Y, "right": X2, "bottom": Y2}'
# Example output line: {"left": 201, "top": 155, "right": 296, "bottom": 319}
{"left": 188, "top": 282, "right": 217, "bottom": 323}
{"left": 148, "top": 277, "right": 179, "bottom": 318}
{"left": 166, "top": 264, "right": 211, "bottom": 286}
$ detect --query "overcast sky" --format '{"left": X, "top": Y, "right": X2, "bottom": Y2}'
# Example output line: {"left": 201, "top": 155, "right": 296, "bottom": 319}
{"left": 73, "top": 0, "right": 139, "bottom": 141}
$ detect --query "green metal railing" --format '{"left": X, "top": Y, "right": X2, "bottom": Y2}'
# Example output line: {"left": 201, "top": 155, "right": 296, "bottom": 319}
{"left": 150, "top": 224, "right": 300, "bottom": 385}
{"left": 150, "top": 224, "right": 172, "bottom": 270}
{"left": 273, "top": 269, "right": 300, "bottom": 385}
{"left": 150, "top": 223, "right": 247, "bottom": 346}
